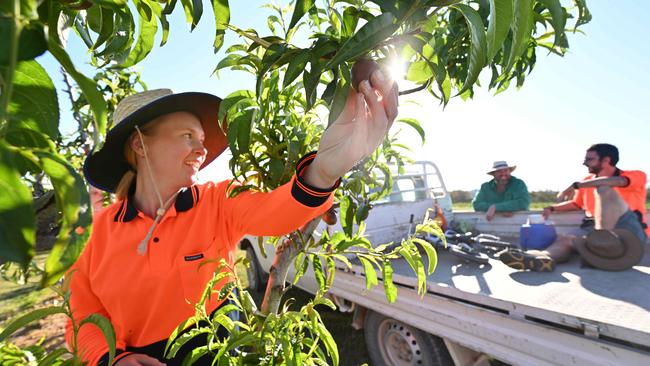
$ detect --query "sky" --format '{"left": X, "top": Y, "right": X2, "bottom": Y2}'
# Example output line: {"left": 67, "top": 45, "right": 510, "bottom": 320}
{"left": 40, "top": 1, "right": 650, "bottom": 192}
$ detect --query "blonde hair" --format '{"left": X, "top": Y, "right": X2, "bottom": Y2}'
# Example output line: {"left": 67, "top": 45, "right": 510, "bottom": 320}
{"left": 114, "top": 121, "right": 159, "bottom": 200}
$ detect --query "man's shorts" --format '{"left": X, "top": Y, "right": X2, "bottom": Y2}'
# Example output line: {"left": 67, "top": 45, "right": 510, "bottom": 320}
{"left": 568, "top": 210, "right": 647, "bottom": 243}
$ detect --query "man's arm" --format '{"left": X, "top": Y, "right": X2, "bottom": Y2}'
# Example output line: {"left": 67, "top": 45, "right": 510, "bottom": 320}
{"left": 557, "top": 176, "right": 629, "bottom": 202}
{"left": 543, "top": 200, "right": 582, "bottom": 219}
{"left": 472, "top": 184, "right": 491, "bottom": 212}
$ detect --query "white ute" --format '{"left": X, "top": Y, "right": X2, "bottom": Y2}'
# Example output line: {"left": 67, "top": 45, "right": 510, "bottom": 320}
{"left": 241, "top": 161, "right": 650, "bottom": 366}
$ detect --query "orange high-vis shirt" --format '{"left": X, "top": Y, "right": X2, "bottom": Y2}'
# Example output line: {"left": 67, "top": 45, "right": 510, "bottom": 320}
{"left": 572, "top": 169, "right": 648, "bottom": 235}
{"left": 65, "top": 153, "right": 336, "bottom": 365}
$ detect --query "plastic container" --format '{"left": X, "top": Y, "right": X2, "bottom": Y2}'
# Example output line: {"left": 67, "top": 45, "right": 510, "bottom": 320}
{"left": 519, "top": 215, "right": 557, "bottom": 250}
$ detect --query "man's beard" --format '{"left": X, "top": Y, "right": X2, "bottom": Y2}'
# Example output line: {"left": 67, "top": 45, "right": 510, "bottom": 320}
{"left": 588, "top": 164, "right": 602, "bottom": 175}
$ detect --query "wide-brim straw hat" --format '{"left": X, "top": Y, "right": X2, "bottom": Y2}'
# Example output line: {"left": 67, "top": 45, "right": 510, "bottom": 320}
{"left": 84, "top": 89, "right": 227, "bottom": 192}
{"left": 575, "top": 229, "right": 645, "bottom": 271}
{"left": 487, "top": 160, "right": 516, "bottom": 175}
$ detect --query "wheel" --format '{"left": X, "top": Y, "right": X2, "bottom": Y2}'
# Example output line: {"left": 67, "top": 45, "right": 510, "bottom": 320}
{"left": 364, "top": 310, "right": 453, "bottom": 366}
{"left": 244, "top": 246, "right": 266, "bottom": 292}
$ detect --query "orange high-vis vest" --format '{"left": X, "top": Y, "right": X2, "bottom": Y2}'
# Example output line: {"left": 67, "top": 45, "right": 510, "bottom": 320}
{"left": 65, "top": 153, "right": 336, "bottom": 365}
{"left": 572, "top": 169, "right": 648, "bottom": 235}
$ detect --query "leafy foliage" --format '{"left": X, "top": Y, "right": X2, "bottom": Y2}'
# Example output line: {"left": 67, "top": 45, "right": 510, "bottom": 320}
{"left": 0, "top": 0, "right": 591, "bottom": 364}
{"left": 0, "top": 281, "right": 117, "bottom": 366}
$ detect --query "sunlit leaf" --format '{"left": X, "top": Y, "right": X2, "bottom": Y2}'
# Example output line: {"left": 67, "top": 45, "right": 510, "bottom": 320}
{"left": 487, "top": 0, "right": 513, "bottom": 62}
{"left": 38, "top": 151, "right": 92, "bottom": 286}
{"left": 325, "top": 12, "right": 398, "bottom": 69}
{"left": 396, "top": 118, "right": 425, "bottom": 144}
{"left": 283, "top": 49, "right": 310, "bottom": 88}
{"left": 0, "top": 305, "right": 64, "bottom": 342}
{"left": 358, "top": 256, "right": 377, "bottom": 290}
{"left": 538, "top": 0, "right": 567, "bottom": 47}
{"left": 382, "top": 260, "right": 397, "bottom": 303}
{"left": 79, "top": 313, "right": 116, "bottom": 366}
{"left": 288, "top": 0, "right": 315, "bottom": 30}
{"left": 2, "top": 60, "right": 59, "bottom": 144}
{"left": 0, "top": 142, "right": 35, "bottom": 265}
{"left": 210, "top": 0, "right": 230, "bottom": 53}
{"left": 505, "top": 0, "right": 534, "bottom": 73}
{"left": 118, "top": 0, "right": 157, "bottom": 67}
{"left": 48, "top": 2, "right": 107, "bottom": 135}
{"left": 451, "top": 4, "right": 487, "bottom": 96}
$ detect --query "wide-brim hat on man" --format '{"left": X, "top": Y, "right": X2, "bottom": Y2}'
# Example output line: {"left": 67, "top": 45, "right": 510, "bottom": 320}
{"left": 487, "top": 161, "right": 516, "bottom": 175}
{"left": 84, "top": 89, "right": 227, "bottom": 192}
{"left": 575, "top": 229, "right": 644, "bottom": 271}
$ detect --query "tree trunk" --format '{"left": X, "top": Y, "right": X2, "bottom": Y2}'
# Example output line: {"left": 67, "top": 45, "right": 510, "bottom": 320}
{"left": 260, "top": 217, "right": 321, "bottom": 315}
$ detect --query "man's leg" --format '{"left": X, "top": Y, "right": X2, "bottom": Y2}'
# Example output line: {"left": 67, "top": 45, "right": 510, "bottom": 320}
{"left": 594, "top": 186, "right": 629, "bottom": 230}
{"left": 542, "top": 186, "right": 628, "bottom": 263}
{"left": 538, "top": 236, "right": 575, "bottom": 263}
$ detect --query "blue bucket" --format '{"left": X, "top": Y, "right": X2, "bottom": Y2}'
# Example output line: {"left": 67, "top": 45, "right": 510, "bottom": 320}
{"left": 520, "top": 223, "right": 557, "bottom": 250}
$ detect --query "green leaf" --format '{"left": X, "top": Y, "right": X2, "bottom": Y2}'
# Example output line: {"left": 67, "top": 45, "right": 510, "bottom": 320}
{"left": 327, "top": 76, "right": 350, "bottom": 127}
{"left": 47, "top": 3, "right": 107, "bottom": 135}
{"left": 486, "top": 0, "right": 513, "bottom": 62}
{"left": 313, "top": 296, "right": 336, "bottom": 310}
{"left": 215, "top": 332, "right": 260, "bottom": 360}
{"left": 451, "top": 4, "right": 487, "bottom": 96}
{"left": 396, "top": 118, "right": 425, "bottom": 144}
{"left": 38, "top": 152, "right": 92, "bottom": 286}
{"left": 179, "top": 0, "right": 202, "bottom": 30}
{"left": 355, "top": 201, "right": 370, "bottom": 224}
{"left": 538, "top": 0, "right": 566, "bottom": 47}
{"left": 325, "top": 12, "right": 399, "bottom": 69}
{"left": 218, "top": 90, "right": 254, "bottom": 122}
{"left": 0, "top": 306, "right": 66, "bottom": 342}
{"left": 283, "top": 49, "right": 310, "bottom": 88}
{"left": 288, "top": 0, "right": 315, "bottom": 30}
{"left": 338, "top": 196, "right": 355, "bottom": 237}
{"left": 325, "top": 256, "right": 336, "bottom": 289}
{"left": 256, "top": 43, "right": 288, "bottom": 96}
{"left": 412, "top": 238, "right": 438, "bottom": 275}
{"left": 573, "top": 0, "right": 592, "bottom": 27}
{"left": 0, "top": 20, "right": 46, "bottom": 64}
{"left": 181, "top": 345, "right": 209, "bottom": 366}
{"left": 504, "top": 0, "right": 534, "bottom": 73}
{"left": 341, "top": 6, "right": 360, "bottom": 37}
{"left": 118, "top": 0, "right": 158, "bottom": 67}
{"left": 358, "top": 256, "right": 377, "bottom": 290}
{"left": 2, "top": 60, "right": 59, "bottom": 143}
{"left": 293, "top": 251, "right": 310, "bottom": 284}
{"left": 79, "top": 313, "right": 116, "bottom": 366}
{"left": 166, "top": 328, "right": 211, "bottom": 359}
{"left": 399, "top": 245, "right": 425, "bottom": 295}
{"left": 315, "top": 323, "right": 339, "bottom": 366}
{"left": 164, "top": 316, "right": 198, "bottom": 356}
{"left": 0, "top": 142, "right": 35, "bottom": 265}
{"left": 95, "top": 8, "right": 134, "bottom": 60}
{"left": 382, "top": 260, "right": 397, "bottom": 303}
{"left": 312, "top": 255, "right": 326, "bottom": 290}
{"left": 210, "top": 0, "right": 229, "bottom": 53}
{"left": 91, "top": 7, "right": 115, "bottom": 51}
{"left": 405, "top": 61, "right": 433, "bottom": 83}
{"left": 37, "top": 347, "right": 69, "bottom": 366}
{"left": 89, "top": 0, "right": 129, "bottom": 11}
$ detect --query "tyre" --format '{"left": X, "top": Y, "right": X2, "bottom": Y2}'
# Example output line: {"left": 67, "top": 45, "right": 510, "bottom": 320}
{"left": 244, "top": 246, "right": 266, "bottom": 292}
{"left": 364, "top": 310, "right": 453, "bottom": 366}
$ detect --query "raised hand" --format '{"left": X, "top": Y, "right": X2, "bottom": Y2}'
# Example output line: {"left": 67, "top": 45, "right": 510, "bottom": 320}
{"left": 304, "top": 69, "right": 399, "bottom": 188}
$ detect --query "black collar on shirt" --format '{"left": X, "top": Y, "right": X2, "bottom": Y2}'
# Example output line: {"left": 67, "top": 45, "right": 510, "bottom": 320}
{"left": 113, "top": 185, "right": 200, "bottom": 223}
